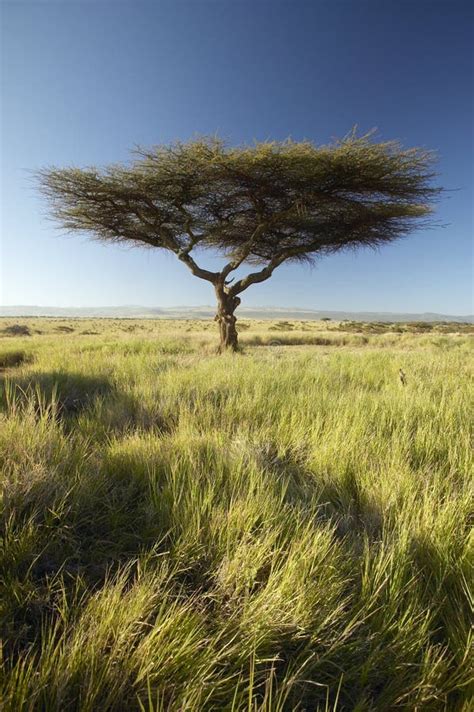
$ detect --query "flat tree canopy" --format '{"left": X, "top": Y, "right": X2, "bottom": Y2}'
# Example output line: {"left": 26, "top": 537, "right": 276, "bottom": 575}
{"left": 38, "top": 133, "right": 439, "bottom": 350}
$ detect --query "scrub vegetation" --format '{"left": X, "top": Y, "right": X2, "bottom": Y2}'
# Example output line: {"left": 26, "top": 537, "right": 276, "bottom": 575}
{"left": 0, "top": 318, "right": 472, "bottom": 711}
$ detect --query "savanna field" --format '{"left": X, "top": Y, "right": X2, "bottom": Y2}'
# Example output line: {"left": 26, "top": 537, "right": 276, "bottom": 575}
{"left": 0, "top": 318, "right": 472, "bottom": 711}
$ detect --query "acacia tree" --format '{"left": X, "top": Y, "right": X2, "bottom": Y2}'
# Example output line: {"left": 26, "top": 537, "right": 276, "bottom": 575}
{"left": 38, "top": 133, "right": 439, "bottom": 350}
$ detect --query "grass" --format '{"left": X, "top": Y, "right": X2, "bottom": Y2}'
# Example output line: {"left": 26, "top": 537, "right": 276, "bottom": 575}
{"left": 0, "top": 318, "right": 472, "bottom": 711}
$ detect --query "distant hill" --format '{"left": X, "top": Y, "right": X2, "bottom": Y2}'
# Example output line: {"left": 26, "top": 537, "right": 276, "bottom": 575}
{"left": 1, "top": 305, "right": 472, "bottom": 322}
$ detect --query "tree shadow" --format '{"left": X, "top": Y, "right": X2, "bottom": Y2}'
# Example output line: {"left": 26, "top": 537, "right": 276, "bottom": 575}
{"left": 0, "top": 368, "right": 177, "bottom": 661}
{"left": 250, "top": 440, "right": 385, "bottom": 543}
{"left": 0, "top": 349, "right": 34, "bottom": 370}
{"left": 1, "top": 368, "right": 175, "bottom": 436}
{"left": 0, "top": 368, "right": 114, "bottom": 418}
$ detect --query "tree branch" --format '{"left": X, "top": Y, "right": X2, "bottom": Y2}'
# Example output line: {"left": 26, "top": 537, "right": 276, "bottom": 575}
{"left": 228, "top": 252, "right": 288, "bottom": 295}
{"left": 227, "top": 238, "right": 325, "bottom": 295}
{"left": 176, "top": 245, "right": 219, "bottom": 283}
{"left": 219, "top": 222, "right": 268, "bottom": 282}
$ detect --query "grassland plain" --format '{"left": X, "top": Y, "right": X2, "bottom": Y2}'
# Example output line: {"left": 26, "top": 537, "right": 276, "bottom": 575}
{"left": 0, "top": 318, "right": 472, "bottom": 711}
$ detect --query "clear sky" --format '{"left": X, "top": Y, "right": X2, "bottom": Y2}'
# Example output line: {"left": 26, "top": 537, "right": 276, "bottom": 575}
{"left": 1, "top": 0, "right": 473, "bottom": 314}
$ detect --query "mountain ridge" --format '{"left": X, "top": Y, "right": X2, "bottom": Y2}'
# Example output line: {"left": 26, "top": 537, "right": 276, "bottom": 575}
{"left": 1, "top": 305, "right": 472, "bottom": 322}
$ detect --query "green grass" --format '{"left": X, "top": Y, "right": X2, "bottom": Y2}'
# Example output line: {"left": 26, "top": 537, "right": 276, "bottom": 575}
{"left": 0, "top": 319, "right": 472, "bottom": 711}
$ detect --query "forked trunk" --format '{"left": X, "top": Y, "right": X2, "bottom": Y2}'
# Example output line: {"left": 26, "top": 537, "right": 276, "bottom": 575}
{"left": 215, "top": 290, "right": 241, "bottom": 352}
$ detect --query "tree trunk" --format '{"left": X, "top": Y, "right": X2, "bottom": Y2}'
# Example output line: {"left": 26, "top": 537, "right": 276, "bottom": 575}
{"left": 215, "top": 290, "right": 241, "bottom": 352}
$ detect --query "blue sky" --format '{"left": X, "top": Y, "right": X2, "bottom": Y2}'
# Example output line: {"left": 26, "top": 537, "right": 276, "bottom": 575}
{"left": 1, "top": 0, "right": 473, "bottom": 314}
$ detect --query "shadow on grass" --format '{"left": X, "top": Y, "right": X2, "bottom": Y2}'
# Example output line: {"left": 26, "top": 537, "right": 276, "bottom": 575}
{"left": 0, "top": 349, "right": 35, "bottom": 370}
{"left": 1, "top": 444, "right": 168, "bottom": 662}
{"left": 247, "top": 440, "right": 385, "bottom": 543}
{"left": 0, "top": 366, "right": 174, "bottom": 586}
{"left": 241, "top": 334, "right": 369, "bottom": 347}
{"left": 1, "top": 370, "right": 175, "bottom": 437}
{"left": 0, "top": 369, "right": 114, "bottom": 418}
